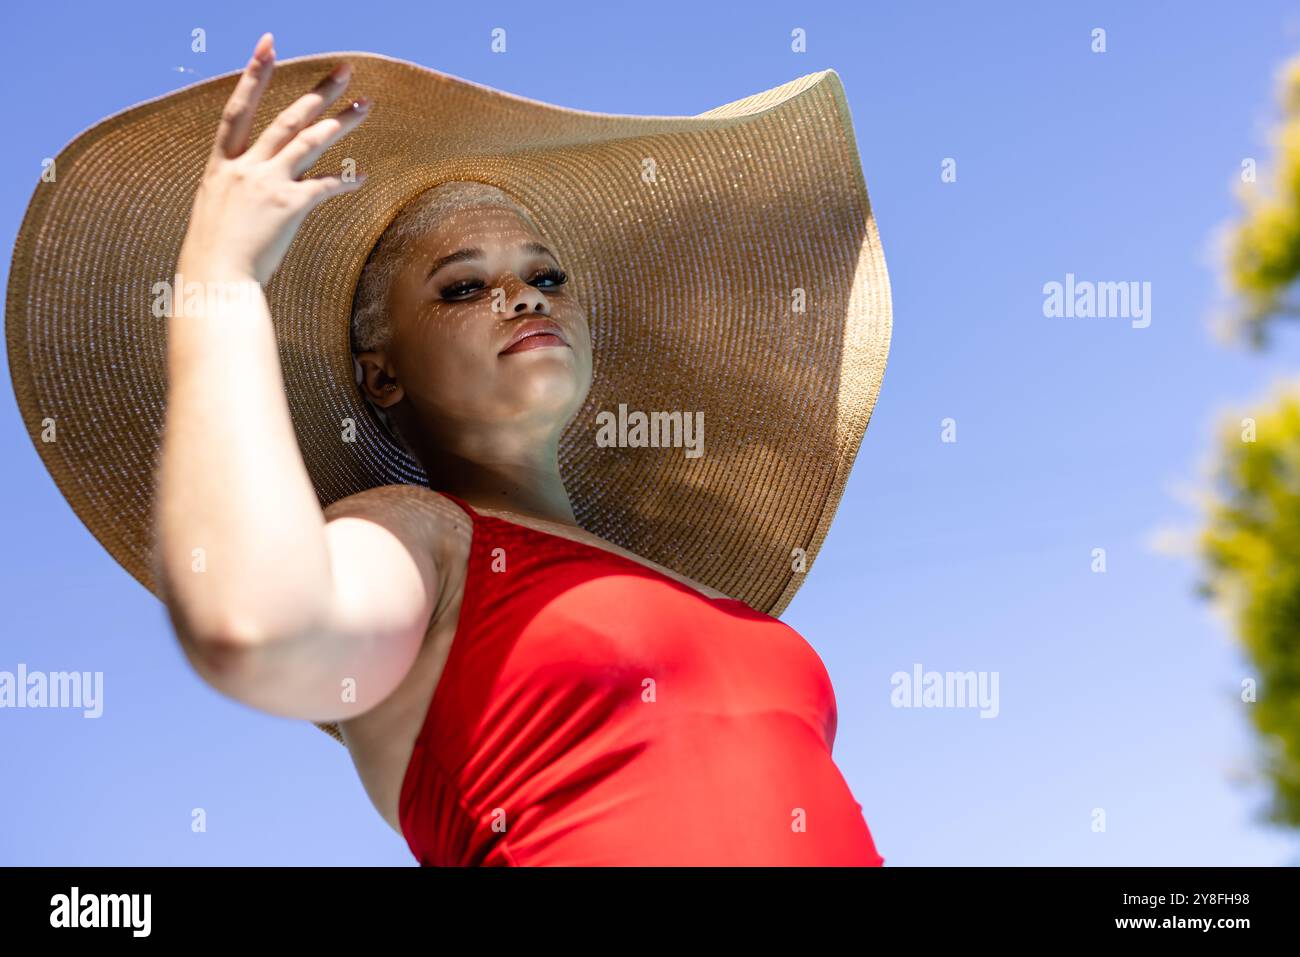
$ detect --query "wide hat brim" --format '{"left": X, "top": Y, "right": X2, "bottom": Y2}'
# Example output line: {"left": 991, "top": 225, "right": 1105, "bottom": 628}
{"left": 6, "top": 51, "right": 891, "bottom": 746}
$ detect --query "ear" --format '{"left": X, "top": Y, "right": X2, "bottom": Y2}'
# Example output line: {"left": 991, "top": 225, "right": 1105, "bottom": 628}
{"left": 355, "top": 350, "right": 405, "bottom": 408}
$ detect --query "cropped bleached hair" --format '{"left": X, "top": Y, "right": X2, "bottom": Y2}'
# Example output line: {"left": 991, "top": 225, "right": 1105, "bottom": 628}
{"left": 349, "top": 180, "right": 545, "bottom": 455}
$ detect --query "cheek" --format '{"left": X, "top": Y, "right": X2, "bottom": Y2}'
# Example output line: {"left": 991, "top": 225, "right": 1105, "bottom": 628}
{"left": 575, "top": 322, "right": 595, "bottom": 383}
{"left": 402, "top": 312, "right": 496, "bottom": 411}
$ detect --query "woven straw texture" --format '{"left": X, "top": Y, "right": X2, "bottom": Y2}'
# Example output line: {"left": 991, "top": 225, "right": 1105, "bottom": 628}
{"left": 5, "top": 52, "right": 891, "bottom": 747}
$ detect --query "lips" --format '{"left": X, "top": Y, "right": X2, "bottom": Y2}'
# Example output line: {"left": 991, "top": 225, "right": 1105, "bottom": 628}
{"left": 500, "top": 318, "right": 570, "bottom": 355}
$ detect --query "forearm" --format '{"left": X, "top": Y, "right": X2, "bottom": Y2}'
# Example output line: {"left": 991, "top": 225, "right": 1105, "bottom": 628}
{"left": 155, "top": 261, "right": 333, "bottom": 647}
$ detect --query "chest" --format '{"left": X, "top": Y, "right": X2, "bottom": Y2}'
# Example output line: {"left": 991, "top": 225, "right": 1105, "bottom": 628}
{"left": 456, "top": 570, "right": 838, "bottom": 740}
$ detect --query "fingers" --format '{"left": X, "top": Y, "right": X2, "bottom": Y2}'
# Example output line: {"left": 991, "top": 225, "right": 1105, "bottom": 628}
{"left": 212, "top": 33, "right": 275, "bottom": 160}
{"left": 273, "top": 96, "right": 371, "bottom": 178}
{"left": 247, "top": 61, "right": 354, "bottom": 163}
{"left": 294, "top": 173, "right": 368, "bottom": 214}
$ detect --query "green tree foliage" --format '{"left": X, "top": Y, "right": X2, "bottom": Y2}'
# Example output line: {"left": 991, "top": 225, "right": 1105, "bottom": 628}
{"left": 1227, "top": 57, "right": 1300, "bottom": 347}
{"left": 1198, "top": 389, "right": 1300, "bottom": 827}
{"left": 1201, "top": 53, "right": 1300, "bottom": 828}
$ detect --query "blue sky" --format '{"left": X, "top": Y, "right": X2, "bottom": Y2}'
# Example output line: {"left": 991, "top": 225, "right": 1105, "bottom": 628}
{"left": 4, "top": 0, "right": 1300, "bottom": 865}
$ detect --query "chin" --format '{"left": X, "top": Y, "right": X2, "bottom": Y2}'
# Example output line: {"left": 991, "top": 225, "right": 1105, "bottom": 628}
{"left": 500, "top": 367, "right": 586, "bottom": 423}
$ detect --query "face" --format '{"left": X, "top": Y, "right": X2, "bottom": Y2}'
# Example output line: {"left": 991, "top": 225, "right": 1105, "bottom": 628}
{"left": 356, "top": 204, "right": 593, "bottom": 459}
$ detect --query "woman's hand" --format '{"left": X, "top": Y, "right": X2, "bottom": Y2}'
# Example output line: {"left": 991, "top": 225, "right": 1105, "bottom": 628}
{"left": 176, "top": 32, "right": 371, "bottom": 285}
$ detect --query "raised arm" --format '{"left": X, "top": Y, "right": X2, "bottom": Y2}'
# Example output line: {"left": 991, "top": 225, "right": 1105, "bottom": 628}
{"left": 153, "top": 33, "right": 434, "bottom": 722}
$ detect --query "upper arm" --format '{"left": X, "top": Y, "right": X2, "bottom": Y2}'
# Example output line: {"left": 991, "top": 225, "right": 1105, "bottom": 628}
{"left": 185, "top": 484, "right": 467, "bottom": 723}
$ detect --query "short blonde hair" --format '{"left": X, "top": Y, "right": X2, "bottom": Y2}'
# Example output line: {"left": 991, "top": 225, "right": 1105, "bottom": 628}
{"left": 349, "top": 180, "right": 544, "bottom": 455}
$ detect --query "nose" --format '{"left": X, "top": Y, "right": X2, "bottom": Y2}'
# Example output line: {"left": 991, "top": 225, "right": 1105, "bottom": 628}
{"left": 500, "top": 274, "right": 550, "bottom": 315}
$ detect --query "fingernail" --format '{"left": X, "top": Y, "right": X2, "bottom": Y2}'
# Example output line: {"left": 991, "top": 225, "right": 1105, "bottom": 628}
{"left": 330, "top": 62, "right": 352, "bottom": 82}
{"left": 351, "top": 96, "right": 370, "bottom": 112}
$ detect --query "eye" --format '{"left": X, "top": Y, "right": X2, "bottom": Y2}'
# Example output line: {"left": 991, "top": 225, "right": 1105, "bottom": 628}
{"left": 440, "top": 279, "right": 484, "bottom": 300}
{"left": 439, "top": 267, "right": 567, "bottom": 301}
{"left": 529, "top": 266, "right": 568, "bottom": 289}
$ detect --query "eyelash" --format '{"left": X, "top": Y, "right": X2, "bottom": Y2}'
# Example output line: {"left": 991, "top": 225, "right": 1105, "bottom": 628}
{"left": 441, "top": 267, "right": 568, "bottom": 300}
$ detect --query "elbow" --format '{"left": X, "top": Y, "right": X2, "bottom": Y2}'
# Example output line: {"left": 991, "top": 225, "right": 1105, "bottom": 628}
{"left": 173, "top": 609, "right": 281, "bottom": 683}
{"left": 157, "top": 563, "right": 278, "bottom": 667}
{"left": 189, "top": 627, "right": 266, "bottom": 680}
{"left": 202, "top": 609, "right": 278, "bottom": 651}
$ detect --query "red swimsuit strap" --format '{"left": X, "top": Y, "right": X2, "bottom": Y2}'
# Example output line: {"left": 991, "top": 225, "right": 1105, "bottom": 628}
{"left": 433, "top": 489, "right": 479, "bottom": 521}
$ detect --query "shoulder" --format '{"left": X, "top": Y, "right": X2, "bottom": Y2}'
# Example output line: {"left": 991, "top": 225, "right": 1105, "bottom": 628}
{"left": 322, "top": 483, "right": 473, "bottom": 573}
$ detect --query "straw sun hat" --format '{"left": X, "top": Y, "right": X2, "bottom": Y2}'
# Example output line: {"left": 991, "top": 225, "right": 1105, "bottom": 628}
{"left": 5, "top": 51, "right": 891, "bottom": 746}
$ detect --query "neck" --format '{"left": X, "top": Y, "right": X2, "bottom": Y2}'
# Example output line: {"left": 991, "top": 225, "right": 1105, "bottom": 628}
{"left": 415, "top": 433, "right": 577, "bottom": 527}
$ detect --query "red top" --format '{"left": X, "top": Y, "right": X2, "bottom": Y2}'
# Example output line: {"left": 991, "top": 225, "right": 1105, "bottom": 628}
{"left": 398, "top": 491, "right": 885, "bottom": 866}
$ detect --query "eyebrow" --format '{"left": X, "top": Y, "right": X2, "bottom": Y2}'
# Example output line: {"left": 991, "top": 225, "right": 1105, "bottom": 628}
{"left": 424, "top": 241, "right": 557, "bottom": 282}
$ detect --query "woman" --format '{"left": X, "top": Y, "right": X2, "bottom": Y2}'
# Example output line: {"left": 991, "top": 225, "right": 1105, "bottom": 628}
{"left": 8, "top": 33, "right": 891, "bottom": 866}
